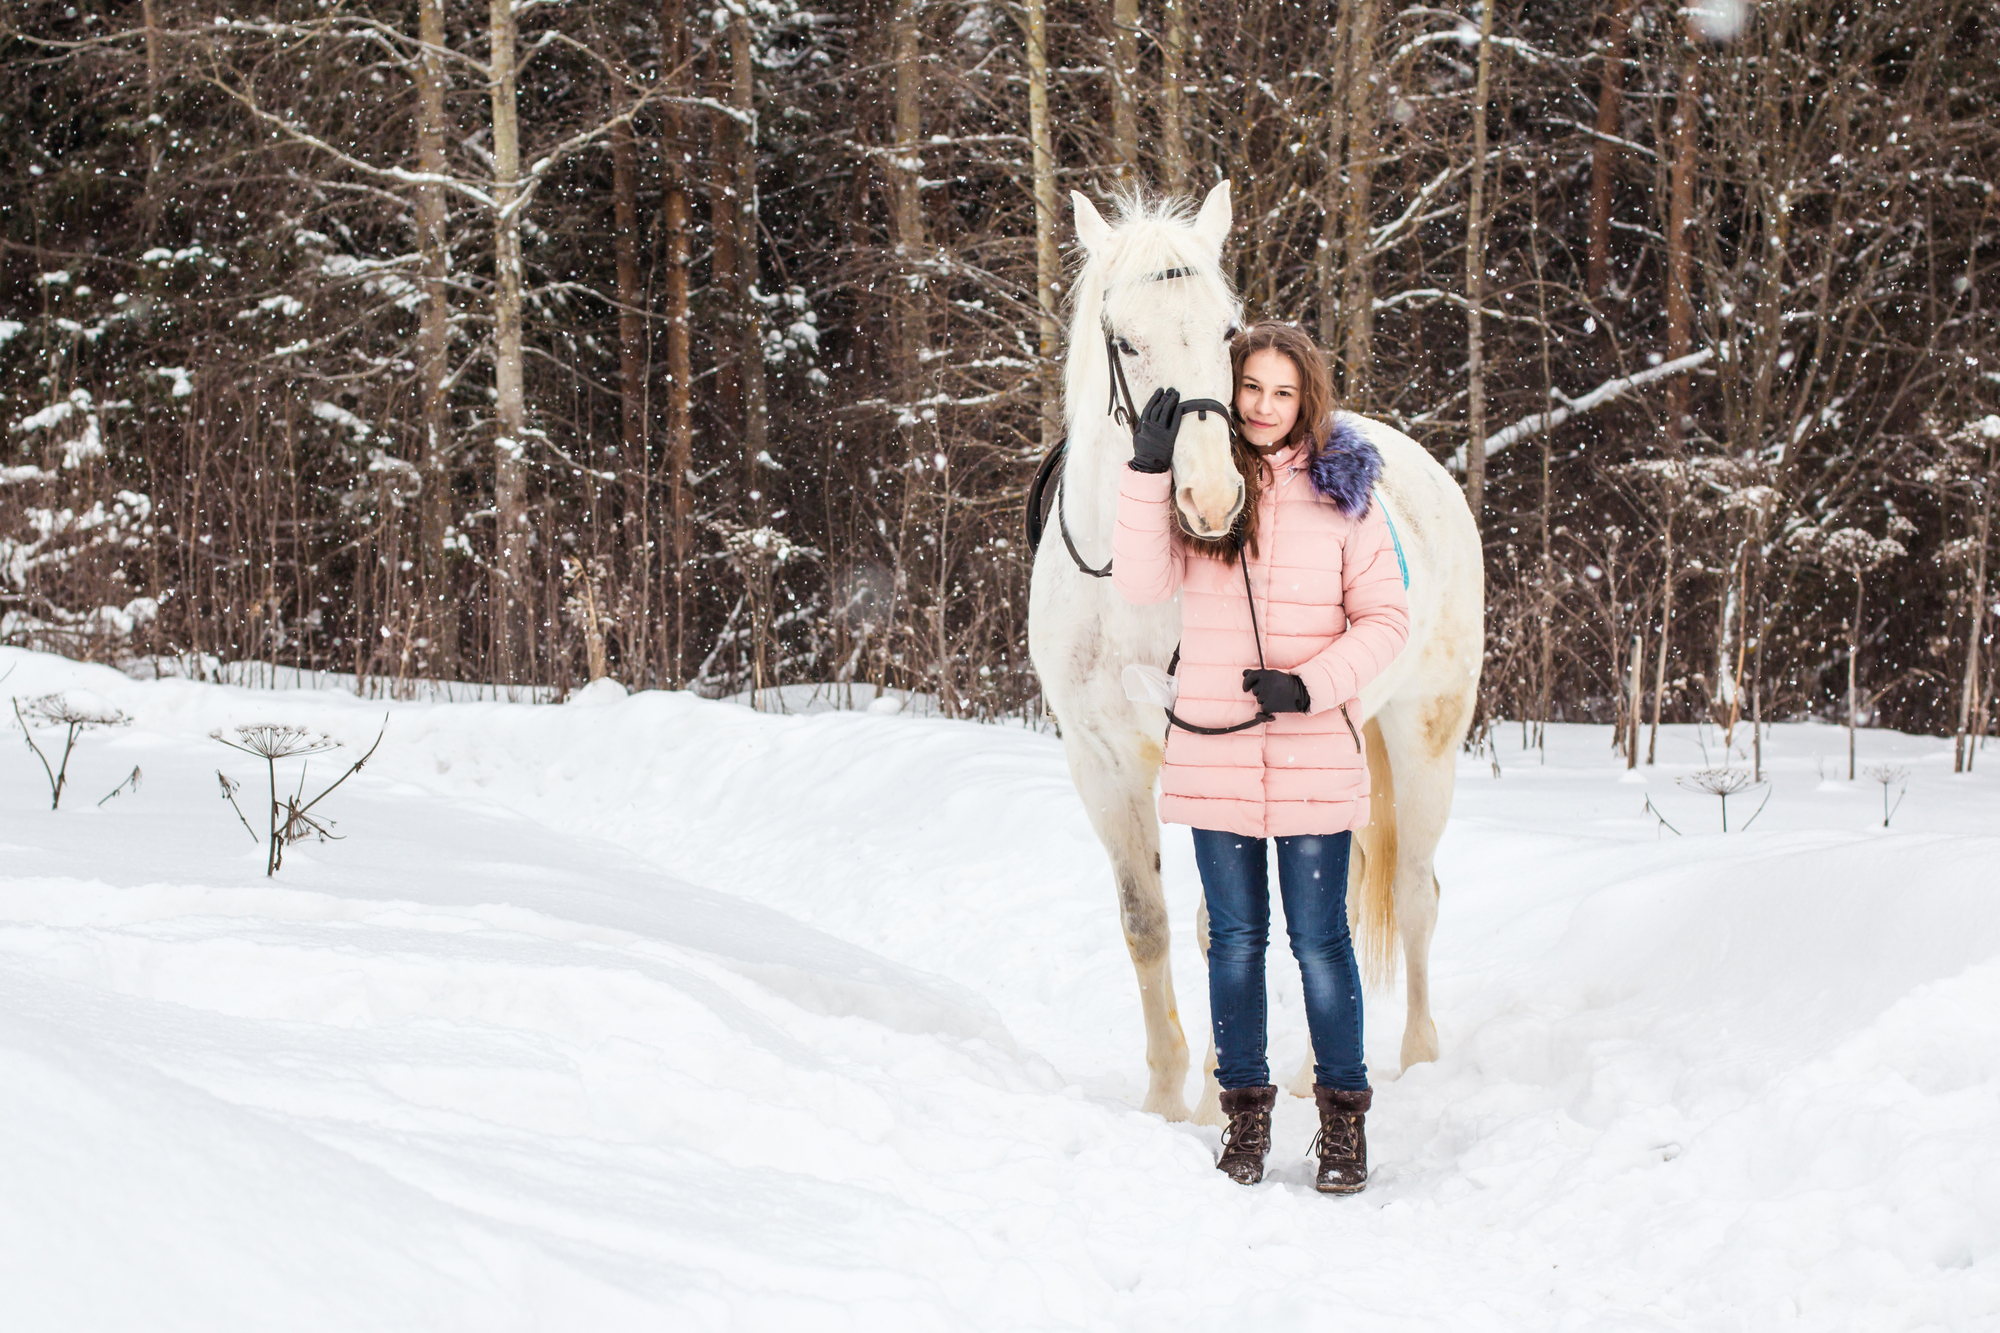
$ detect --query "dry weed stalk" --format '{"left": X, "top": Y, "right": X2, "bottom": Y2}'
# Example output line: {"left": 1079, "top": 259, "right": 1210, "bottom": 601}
{"left": 1863, "top": 764, "right": 1910, "bottom": 828}
{"left": 212, "top": 719, "right": 387, "bottom": 874}
{"left": 1674, "top": 767, "right": 1770, "bottom": 832}
{"left": 12, "top": 693, "right": 131, "bottom": 810}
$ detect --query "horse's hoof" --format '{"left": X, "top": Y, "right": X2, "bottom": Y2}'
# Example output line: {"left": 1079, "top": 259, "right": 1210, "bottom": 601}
{"left": 1143, "top": 1090, "right": 1193, "bottom": 1122}
{"left": 1192, "top": 1088, "right": 1225, "bottom": 1128}
{"left": 1400, "top": 1021, "right": 1440, "bottom": 1070}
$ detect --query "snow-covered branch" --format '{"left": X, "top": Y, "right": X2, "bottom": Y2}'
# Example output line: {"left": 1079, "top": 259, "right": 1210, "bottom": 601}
{"left": 1452, "top": 349, "right": 1717, "bottom": 470}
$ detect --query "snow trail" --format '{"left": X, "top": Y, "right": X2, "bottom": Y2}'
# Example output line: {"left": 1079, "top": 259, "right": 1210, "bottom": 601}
{"left": 0, "top": 647, "right": 1995, "bottom": 1330}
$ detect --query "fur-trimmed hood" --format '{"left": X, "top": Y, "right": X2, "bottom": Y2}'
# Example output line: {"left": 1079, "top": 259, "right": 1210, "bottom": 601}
{"left": 1306, "top": 415, "right": 1382, "bottom": 518}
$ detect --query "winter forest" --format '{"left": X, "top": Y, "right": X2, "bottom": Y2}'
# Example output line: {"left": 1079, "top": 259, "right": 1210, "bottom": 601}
{"left": 4, "top": 0, "right": 1999, "bottom": 757}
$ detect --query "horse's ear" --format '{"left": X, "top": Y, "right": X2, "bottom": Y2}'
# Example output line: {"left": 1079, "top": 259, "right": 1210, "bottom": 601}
{"left": 1072, "top": 191, "right": 1112, "bottom": 255}
{"left": 1193, "top": 179, "right": 1233, "bottom": 254}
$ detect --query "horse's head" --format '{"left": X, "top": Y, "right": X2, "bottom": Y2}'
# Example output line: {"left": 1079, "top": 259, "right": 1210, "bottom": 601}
{"left": 1069, "top": 181, "right": 1244, "bottom": 540}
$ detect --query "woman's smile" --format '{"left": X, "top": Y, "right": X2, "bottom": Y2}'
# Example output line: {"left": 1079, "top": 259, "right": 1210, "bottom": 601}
{"left": 1236, "top": 346, "right": 1303, "bottom": 450}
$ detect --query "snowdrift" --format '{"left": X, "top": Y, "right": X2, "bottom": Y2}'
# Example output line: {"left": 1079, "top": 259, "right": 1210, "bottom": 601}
{"left": 0, "top": 646, "right": 1994, "bottom": 1330}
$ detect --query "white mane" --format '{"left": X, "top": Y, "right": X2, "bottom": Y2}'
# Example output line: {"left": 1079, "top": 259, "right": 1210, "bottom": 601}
{"left": 1062, "top": 193, "right": 1238, "bottom": 438}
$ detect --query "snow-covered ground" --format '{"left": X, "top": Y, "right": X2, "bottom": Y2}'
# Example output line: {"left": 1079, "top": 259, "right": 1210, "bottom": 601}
{"left": 1, "top": 645, "right": 1995, "bottom": 1331}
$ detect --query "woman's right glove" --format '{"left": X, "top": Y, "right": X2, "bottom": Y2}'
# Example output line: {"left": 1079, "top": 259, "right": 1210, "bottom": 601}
{"left": 1129, "top": 387, "right": 1181, "bottom": 473}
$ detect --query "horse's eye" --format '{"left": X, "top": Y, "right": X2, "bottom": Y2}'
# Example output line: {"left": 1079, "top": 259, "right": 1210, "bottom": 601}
{"left": 1225, "top": 322, "right": 1243, "bottom": 342}
{"left": 1116, "top": 338, "right": 1137, "bottom": 357}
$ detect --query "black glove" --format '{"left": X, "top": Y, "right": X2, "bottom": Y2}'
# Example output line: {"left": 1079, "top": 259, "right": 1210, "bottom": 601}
{"left": 1129, "top": 387, "right": 1181, "bottom": 473}
{"left": 1242, "top": 669, "right": 1311, "bottom": 715}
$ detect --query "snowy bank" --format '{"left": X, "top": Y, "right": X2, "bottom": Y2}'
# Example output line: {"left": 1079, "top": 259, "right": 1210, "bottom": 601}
{"left": 0, "top": 646, "right": 1995, "bottom": 1330}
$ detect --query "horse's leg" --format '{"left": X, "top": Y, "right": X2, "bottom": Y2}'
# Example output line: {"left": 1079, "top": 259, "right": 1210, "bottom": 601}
{"left": 1374, "top": 692, "right": 1469, "bottom": 1070}
{"left": 1191, "top": 897, "right": 1223, "bottom": 1125}
{"left": 1066, "top": 724, "right": 1192, "bottom": 1121}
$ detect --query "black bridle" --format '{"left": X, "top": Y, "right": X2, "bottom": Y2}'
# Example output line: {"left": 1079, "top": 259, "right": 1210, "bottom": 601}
{"left": 1056, "top": 266, "right": 1236, "bottom": 580}
{"left": 1051, "top": 267, "right": 1272, "bottom": 737}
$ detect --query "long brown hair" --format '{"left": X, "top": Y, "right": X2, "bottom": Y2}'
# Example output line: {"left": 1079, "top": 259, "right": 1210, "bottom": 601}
{"left": 1183, "top": 322, "right": 1339, "bottom": 562}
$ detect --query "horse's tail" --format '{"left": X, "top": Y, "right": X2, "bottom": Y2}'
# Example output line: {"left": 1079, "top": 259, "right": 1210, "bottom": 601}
{"left": 1350, "top": 717, "right": 1401, "bottom": 989}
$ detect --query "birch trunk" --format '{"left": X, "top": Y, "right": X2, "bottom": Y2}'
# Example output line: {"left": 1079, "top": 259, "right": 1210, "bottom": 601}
{"left": 1161, "top": 0, "right": 1191, "bottom": 192}
{"left": 140, "top": 0, "right": 164, "bottom": 204}
{"left": 416, "top": 0, "right": 455, "bottom": 669}
{"left": 1648, "top": 509, "right": 1675, "bottom": 765}
{"left": 612, "top": 109, "right": 645, "bottom": 469}
{"left": 1955, "top": 451, "right": 1993, "bottom": 772}
{"left": 1463, "top": 0, "right": 1494, "bottom": 525}
{"left": 1110, "top": 0, "right": 1139, "bottom": 181}
{"left": 1847, "top": 576, "right": 1863, "bottom": 779}
{"left": 488, "top": 0, "right": 531, "bottom": 676}
{"left": 1627, "top": 632, "right": 1643, "bottom": 768}
{"left": 1025, "top": 0, "right": 1062, "bottom": 452}
{"left": 890, "top": 0, "right": 928, "bottom": 389}
{"left": 1341, "top": 0, "right": 1378, "bottom": 406}
{"left": 1317, "top": 0, "right": 1353, "bottom": 350}
{"left": 729, "top": 9, "right": 769, "bottom": 517}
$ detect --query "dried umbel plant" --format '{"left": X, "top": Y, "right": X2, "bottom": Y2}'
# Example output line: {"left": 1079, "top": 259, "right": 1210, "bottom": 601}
{"left": 1674, "top": 767, "right": 1771, "bottom": 832}
{"left": 12, "top": 692, "right": 131, "bottom": 810}
{"left": 1863, "top": 764, "right": 1910, "bottom": 828}
{"left": 213, "top": 719, "right": 386, "bottom": 875}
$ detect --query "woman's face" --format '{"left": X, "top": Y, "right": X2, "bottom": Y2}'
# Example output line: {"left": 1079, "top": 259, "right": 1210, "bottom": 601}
{"left": 1236, "top": 348, "right": 1302, "bottom": 451}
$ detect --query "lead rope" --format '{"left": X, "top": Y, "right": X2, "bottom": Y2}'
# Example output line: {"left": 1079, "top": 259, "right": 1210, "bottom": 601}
{"left": 1164, "top": 556, "right": 1275, "bottom": 736}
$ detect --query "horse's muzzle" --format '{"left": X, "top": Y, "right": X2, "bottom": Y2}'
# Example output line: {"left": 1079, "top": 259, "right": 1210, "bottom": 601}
{"left": 1176, "top": 479, "right": 1245, "bottom": 539}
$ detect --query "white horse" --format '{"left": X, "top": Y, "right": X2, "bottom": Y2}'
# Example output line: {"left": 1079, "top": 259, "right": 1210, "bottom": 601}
{"left": 1027, "top": 182, "right": 1484, "bottom": 1123}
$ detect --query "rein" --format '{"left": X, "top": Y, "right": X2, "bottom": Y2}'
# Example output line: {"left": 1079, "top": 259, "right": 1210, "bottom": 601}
{"left": 1162, "top": 555, "right": 1275, "bottom": 736}
{"left": 1054, "top": 265, "right": 1233, "bottom": 581}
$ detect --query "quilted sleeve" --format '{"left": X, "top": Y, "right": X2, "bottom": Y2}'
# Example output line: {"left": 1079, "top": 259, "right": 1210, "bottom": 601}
{"left": 1111, "top": 467, "right": 1186, "bottom": 605}
{"left": 1292, "top": 501, "right": 1410, "bottom": 713}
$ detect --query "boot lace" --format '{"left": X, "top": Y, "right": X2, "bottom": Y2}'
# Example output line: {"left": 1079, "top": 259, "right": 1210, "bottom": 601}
{"left": 1310, "top": 1112, "right": 1361, "bottom": 1164}
{"left": 1221, "top": 1109, "right": 1271, "bottom": 1157}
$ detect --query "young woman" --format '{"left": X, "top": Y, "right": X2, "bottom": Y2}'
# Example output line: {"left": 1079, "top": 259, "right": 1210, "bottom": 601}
{"left": 1112, "top": 322, "right": 1410, "bottom": 1193}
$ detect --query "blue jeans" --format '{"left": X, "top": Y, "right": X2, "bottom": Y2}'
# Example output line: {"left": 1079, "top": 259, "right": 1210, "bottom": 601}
{"left": 1193, "top": 828, "right": 1368, "bottom": 1093}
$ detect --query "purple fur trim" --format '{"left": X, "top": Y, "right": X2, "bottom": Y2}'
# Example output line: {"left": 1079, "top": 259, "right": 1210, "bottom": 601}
{"left": 1307, "top": 415, "right": 1382, "bottom": 517}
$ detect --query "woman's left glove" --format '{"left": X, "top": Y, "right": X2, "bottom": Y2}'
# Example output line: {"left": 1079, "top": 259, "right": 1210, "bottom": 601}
{"left": 1241, "top": 669, "right": 1311, "bottom": 714}
{"left": 1129, "top": 387, "right": 1181, "bottom": 473}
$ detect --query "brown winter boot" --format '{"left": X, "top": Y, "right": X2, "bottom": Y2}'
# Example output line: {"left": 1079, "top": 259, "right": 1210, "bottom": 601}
{"left": 1310, "top": 1085, "right": 1372, "bottom": 1195}
{"left": 1215, "top": 1085, "right": 1278, "bottom": 1185}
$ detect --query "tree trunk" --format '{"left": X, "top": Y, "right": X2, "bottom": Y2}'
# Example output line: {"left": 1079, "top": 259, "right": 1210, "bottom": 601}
{"left": 1665, "top": 42, "right": 1699, "bottom": 441}
{"left": 139, "top": 0, "right": 165, "bottom": 215}
{"left": 1025, "top": 0, "right": 1062, "bottom": 452}
{"left": 890, "top": 0, "right": 928, "bottom": 395}
{"left": 1161, "top": 0, "right": 1191, "bottom": 192}
{"left": 729, "top": 10, "right": 769, "bottom": 519}
{"left": 1463, "top": 0, "right": 1494, "bottom": 526}
{"left": 661, "top": 0, "right": 694, "bottom": 686}
{"left": 1533, "top": 206, "right": 1554, "bottom": 752}
{"left": 709, "top": 38, "right": 741, "bottom": 436}
{"left": 488, "top": 0, "right": 530, "bottom": 679}
{"left": 1340, "top": 0, "right": 1378, "bottom": 406}
{"left": 1648, "top": 509, "right": 1675, "bottom": 765}
{"left": 1586, "top": 0, "right": 1632, "bottom": 298}
{"left": 1956, "top": 460, "right": 1992, "bottom": 772}
{"left": 1848, "top": 575, "right": 1863, "bottom": 779}
{"left": 1627, "top": 631, "right": 1644, "bottom": 769}
{"left": 1317, "top": 0, "right": 1353, "bottom": 352}
{"left": 612, "top": 109, "right": 645, "bottom": 472}
{"left": 415, "top": 0, "right": 455, "bottom": 672}
{"left": 1109, "top": 0, "right": 1139, "bottom": 181}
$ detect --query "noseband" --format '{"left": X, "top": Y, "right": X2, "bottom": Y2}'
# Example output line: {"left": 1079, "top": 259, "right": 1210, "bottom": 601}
{"left": 1055, "top": 266, "right": 1235, "bottom": 579}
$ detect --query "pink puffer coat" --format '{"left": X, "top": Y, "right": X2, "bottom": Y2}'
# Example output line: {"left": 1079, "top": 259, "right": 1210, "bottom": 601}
{"left": 1113, "top": 420, "right": 1411, "bottom": 838}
